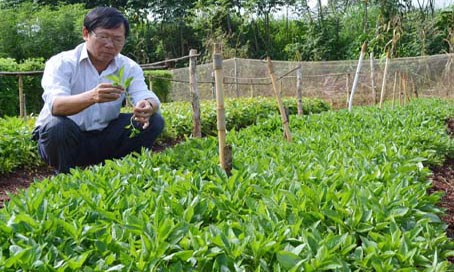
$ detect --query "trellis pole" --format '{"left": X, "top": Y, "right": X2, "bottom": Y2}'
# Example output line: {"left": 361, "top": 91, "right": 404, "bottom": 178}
{"left": 213, "top": 44, "right": 232, "bottom": 175}
{"left": 189, "top": 49, "right": 201, "bottom": 138}
{"left": 348, "top": 42, "right": 367, "bottom": 112}
{"left": 267, "top": 57, "right": 292, "bottom": 142}
{"left": 296, "top": 64, "right": 303, "bottom": 116}
{"left": 379, "top": 50, "right": 391, "bottom": 109}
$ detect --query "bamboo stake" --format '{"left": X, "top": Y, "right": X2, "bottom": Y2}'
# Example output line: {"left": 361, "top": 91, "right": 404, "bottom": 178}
{"left": 370, "top": 52, "right": 377, "bottom": 105}
{"left": 296, "top": 64, "right": 303, "bottom": 115}
{"left": 189, "top": 49, "right": 201, "bottom": 138}
{"left": 349, "top": 42, "right": 367, "bottom": 112}
{"left": 213, "top": 44, "right": 232, "bottom": 175}
{"left": 18, "top": 75, "right": 24, "bottom": 117}
{"left": 267, "top": 57, "right": 292, "bottom": 142}
{"left": 379, "top": 50, "right": 390, "bottom": 109}
{"left": 392, "top": 71, "right": 398, "bottom": 109}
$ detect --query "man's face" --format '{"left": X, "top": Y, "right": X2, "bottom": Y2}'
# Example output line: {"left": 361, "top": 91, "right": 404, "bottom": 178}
{"left": 83, "top": 24, "right": 126, "bottom": 66}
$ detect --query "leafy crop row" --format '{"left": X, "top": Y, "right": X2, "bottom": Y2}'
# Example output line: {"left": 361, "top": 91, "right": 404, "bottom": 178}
{"left": 0, "top": 97, "right": 330, "bottom": 175}
{"left": 0, "top": 117, "right": 43, "bottom": 174}
{"left": 0, "top": 98, "right": 452, "bottom": 271}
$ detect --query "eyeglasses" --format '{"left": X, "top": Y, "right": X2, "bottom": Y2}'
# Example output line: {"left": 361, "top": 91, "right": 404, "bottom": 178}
{"left": 91, "top": 31, "right": 125, "bottom": 47}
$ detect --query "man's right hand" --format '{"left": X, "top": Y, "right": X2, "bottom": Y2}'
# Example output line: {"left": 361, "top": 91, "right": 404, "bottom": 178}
{"left": 92, "top": 83, "right": 124, "bottom": 103}
{"left": 52, "top": 83, "right": 124, "bottom": 116}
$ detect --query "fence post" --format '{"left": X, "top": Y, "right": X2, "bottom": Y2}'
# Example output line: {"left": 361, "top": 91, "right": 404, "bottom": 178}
{"left": 213, "top": 44, "right": 232, "bottom": 175}
{"left": 267, "top": 57, "right": 292, "bottom": 142}
{"left": 296, "top": 64, "right": 303, "bottom": 115}
{"left": 18, "top": 75, "right": 24, "bottom": 117}
{"left": 189, "top": 49, "right": 201, "bottom": 138}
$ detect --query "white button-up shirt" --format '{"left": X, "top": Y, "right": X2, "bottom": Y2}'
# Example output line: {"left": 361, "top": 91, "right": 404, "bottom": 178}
{"left": 35, "top": 43, "right": 160, "bottom": 131}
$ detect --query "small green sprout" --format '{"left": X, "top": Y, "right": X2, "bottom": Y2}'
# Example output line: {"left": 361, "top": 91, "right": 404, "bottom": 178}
{"left": 105, "top": 66, "right": 139, "bottom": 138}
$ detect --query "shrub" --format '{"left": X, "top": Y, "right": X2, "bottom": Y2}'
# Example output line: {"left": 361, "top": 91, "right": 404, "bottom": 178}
{"left": 144, "top": 70, "right": 172, "bottom": 102}
{"left": 0, "top": 58, "right": 44, "bottom": 117}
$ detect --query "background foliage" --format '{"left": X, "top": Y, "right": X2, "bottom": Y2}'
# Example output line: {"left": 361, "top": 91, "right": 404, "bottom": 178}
{"left": 0, "top": 1, "right": 452, "bottom": 64}
{"left": 0, "top": 1, "right": 452, "bottom": 116}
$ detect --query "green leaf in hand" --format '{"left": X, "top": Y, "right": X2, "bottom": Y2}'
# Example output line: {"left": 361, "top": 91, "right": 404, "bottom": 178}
{"left": 105, "top": 66, "right": 138, "bottom": 138}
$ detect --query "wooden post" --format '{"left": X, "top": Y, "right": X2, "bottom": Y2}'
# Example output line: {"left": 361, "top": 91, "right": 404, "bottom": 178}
{"left": 349, "top": 42, "right": 367, "bottom": 112}
{"left": 392, "top": 71, "right": 398, "bottom": 109}
{"left": 370, "top": 52, "right": 377, "bottom": 105}
{"left": 18, "top": 75, "right": 24, "bottom": 117}
{"left": 296, "top": 64, "right": 303, "bottom": 116}
{"left": 267, "top": 57, "right": 292, "bottom": 142}
{"left": 213, "top": 44, "right": 232, "bottom": 175}
{"left": 379, "top": 50, "right": 390, "bottom": 109}
{"left": 189, "top": 49, "right": 201, "bottom": 138}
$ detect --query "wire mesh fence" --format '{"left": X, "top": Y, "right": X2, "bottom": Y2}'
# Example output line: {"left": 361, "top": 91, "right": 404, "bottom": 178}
{"left": 170, "top": 53, "right": 453, "bottom": 108}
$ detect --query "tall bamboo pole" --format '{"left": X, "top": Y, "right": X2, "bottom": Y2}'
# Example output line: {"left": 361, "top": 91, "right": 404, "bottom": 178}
{"left": 213, "top": 44, "right": 232, "bottom": 174}
{"left": 379, "top": 50, "right": 391, "bottom": 109}
{"left": 189, "top": 49, "right": 201, "bottom": 138}
{"left": 296, "top": 64, "right": 303, "bottom": 116}
{"left": 267, "top": 57, "right": 292, "bottom": 142}
{"left": 349, "top": 42, "right": 367, "bottom": 112}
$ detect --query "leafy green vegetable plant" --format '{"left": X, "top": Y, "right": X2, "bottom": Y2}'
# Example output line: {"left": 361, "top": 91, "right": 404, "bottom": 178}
{"left": 0, "top": 98, "right": 453, "bottom": 270}
{"left": 105, "top": 66, "right": 139, "bottom": 138}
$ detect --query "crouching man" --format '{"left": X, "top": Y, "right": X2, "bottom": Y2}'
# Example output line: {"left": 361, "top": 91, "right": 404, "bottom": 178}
{"left": 32, "top": 7, "right": 164, "bottom": 173}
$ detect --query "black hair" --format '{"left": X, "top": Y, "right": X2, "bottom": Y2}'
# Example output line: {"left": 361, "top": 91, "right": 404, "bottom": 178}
{"left": 84, "top": 7, "right": 130, "bottom": 38}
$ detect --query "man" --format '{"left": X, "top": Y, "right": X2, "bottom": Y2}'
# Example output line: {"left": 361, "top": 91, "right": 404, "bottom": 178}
{"left": 32, "top": 7, "right": 165, "bottom": 174}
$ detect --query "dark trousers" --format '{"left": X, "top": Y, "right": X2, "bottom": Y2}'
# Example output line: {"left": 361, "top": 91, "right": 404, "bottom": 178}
{"left": 33, "top": 113, "right": 165, "bottom": 173}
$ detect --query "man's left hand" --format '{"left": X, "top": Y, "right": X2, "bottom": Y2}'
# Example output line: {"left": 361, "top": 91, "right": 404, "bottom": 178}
{"left": 133, "top": 99, "right": 154, "bottom": 129}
